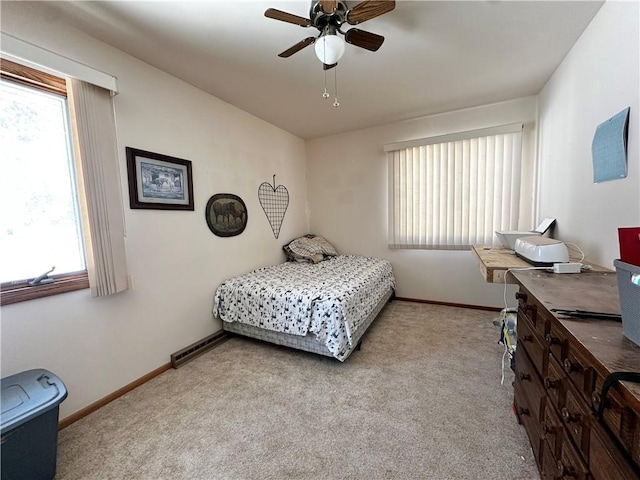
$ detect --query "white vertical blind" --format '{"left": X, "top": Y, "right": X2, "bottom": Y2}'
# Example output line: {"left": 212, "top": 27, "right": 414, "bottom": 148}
{"left": 67, "top": 78, "right": 129, "bottom": 296}
{"left": 388, "top": 124, "right": 523, "bottom": 249}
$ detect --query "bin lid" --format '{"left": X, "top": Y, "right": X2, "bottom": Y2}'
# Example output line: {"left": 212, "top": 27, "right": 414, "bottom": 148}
{"left": 1, "top": 369, "right": 68, "bottom": 434}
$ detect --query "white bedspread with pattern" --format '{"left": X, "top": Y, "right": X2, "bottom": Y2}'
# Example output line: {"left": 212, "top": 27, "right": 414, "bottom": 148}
{"left": 212, "top": 255, "right": 395, "bottom": 360}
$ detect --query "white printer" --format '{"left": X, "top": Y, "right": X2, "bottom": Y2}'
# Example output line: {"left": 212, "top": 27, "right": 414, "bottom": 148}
{"left": 495, "top": 218, "right": 556, "bottom": 250}
{"left": 514, "top": 236, "right": 569, "bottom": 266}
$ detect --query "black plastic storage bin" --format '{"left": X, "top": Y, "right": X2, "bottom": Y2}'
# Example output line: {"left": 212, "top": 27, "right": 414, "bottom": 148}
{"left": 1, "top": 369, "right": 68, "bottom": 480}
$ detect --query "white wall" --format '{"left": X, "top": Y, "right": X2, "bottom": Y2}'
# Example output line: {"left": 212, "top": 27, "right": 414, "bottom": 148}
{"left": 306, "top": 97, "right": 538, "bottom": 307}
{"left": 537, "top": 1, "right": 639, "bottom": 268}
{"left": 0, "top": 3, "right": 308, "bottom": 419}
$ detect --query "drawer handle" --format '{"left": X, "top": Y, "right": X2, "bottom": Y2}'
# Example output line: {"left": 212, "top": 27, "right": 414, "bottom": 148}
{"left": 561, "top": 407, "right": 582, "bottom": 423}
{"left": 541, "top": 421, "right": 560, "bottom": 438}
{"left": 563, "top": 358, "right": 582, "bottom": 373}
{"left": 519, "top": 373, "right": 531, "bottom": 381}
{"left": 515, "top": 292, "right": 527, "bottom": 301}
{"left": 556, "top": 460, "right": 577, "bottom": 478}
{"left": 544, "top": 377, "right": 560, "bottom": 390}
{"left": 518, "top": 407, "right": 530, "bottom": 416}
{"left": 521, "top": 335, "right": 533, "bottom": 343}
{"left": 545, "top": 334, "right": 561, "bottom": 346}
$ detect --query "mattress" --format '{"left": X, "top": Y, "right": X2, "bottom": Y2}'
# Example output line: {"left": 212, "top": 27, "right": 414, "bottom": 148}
{"left": 213, "top": 255, "right": 395, "bottom": 360}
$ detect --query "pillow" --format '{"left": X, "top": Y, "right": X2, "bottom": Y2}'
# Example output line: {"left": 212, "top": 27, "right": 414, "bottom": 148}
{"left": 303, "top": 253, "right": 324, "bottom": 264}
{"left": 282, "top": 245, "right": 323, "bottom": 264}
{"left": 282, "top": 243, "right": 298, "bottom": 262}
{"left": 283, "top": 235, "right": 316, "bottom": 262}
{"left": 282, "top": 234, "right": 338, "bottom": 263}
{"left": 288, "top": 236, "right": 323, "bottom": 258}
{"left": 311, "top": 235, "right": 338, "bottom": 256}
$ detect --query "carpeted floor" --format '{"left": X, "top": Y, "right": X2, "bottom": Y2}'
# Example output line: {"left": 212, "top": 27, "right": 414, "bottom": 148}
{"left": 56, "top": 300, "right": 540, "bottom": 479}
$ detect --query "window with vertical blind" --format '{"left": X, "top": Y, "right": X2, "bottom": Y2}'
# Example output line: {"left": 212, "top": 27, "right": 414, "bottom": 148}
{"left": 0, "top": 59, "right": 128, "bottom": 304}
{"left": 1, "top": 60, "right": 89, "bottom": 303}
{"left": 386, "top": 123, "right": 525, "bottom": 250}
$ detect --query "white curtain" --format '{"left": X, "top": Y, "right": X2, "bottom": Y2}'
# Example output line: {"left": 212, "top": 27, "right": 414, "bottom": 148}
{"left": 67, "top": 78, "right": 129, "bottom": 296}
{"left": 387, "top": 124, "right": 524, "bottom": 249}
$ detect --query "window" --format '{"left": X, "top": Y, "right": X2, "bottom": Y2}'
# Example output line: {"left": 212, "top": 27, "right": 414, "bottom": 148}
{"left": 386, "top": 124, "right": 526, "bottom": 250}
{"left": 1, "top": 60, "right": 88, "bottom": 304}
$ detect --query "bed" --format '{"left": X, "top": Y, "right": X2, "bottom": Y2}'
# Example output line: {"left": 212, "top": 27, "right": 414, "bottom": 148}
{"left": 212, "top": 237, "right": 395, "bottom": 361}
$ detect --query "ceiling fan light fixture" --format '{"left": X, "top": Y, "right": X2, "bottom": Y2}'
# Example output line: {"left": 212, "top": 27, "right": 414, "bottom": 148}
{"left": 314, "top": 34, "right": 345, "bottom": 65}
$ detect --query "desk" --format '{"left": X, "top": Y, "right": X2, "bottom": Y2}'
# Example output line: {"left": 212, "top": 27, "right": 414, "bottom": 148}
{"left": 472, "top": 245, "right": 530, "bottom": 283}
{"left": 471, "top": 245, "right": 611, "bottom": 284}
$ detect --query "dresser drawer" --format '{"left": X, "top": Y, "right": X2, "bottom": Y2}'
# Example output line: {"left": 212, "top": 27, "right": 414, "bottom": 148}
{"left": 557, "top": 430, "right": 590, "bottom": 480}
{"left": 541, "top": 437, "right": 559, "bottom": 480}
{"left": 545, "top": 355, "right": 567, "bottom": 412}
{"left": 545, "top": 320, "right": 566, "bottom": 364}
{"left": 515, "top": 378, "right": 543, "bottom": 463}
{"left": 562, "top": 382, "right": 592, "bottom": 461}
{"left": 542, "top": 398, "right": 564, "bottom": 459}
{"left": 562, "top": 341, "right": 596, "bottom": 403}
{"left": 518, "top": 310, "right": 549, "bottom": 379}
{"left": 589, "top": 421, "right": 640, "bottom": 480}
{"left": 540, "top": 429, "right": 591, "bottom": 480}
{"left": 516, "top": 289, "right": 548, "bottom": 337}
{"left": 516, "top": 345, "right": 546, "bottom": 422}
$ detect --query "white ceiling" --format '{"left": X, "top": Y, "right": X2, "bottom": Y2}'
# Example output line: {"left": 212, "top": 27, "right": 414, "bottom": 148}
{"left": 41, "top": 1, "right": 603, "bottom": 139}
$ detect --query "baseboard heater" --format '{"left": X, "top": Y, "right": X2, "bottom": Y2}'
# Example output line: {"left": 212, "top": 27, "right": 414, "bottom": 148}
{"left": 170, "top": 330, "right": 230, "bottom": 368}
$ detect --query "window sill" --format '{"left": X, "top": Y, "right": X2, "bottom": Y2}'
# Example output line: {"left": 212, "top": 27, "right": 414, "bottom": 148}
{"left": 1, "top": 272, "right": 89, "bottom": 306}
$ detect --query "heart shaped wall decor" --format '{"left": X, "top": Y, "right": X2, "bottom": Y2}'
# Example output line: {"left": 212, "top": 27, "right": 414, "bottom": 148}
{"left": 258, "top": 175, "right": 289, "bottom": 239}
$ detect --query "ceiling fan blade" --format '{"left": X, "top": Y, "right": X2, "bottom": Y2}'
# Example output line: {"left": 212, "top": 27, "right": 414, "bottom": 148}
{"left": 320, "top": 0, "right": 338, "bottom": 14}
{"left": 344, "top": 28, "right": 385, "bottom": 52}
{"left": 265, "top": 8, "right": 312, "bottom": 27}
{"left": 346, "top": 1, "right": 395, "bottom": 25}
{"left": 278, "top": 37, "right": 316, "bottom": 58}
{"left": 323, "top": 63, "right": 337, "bottom": 70}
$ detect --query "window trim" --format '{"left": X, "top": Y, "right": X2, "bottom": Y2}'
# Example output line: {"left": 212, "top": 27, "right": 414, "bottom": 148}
{"left": 1, "top": 58, "right": 67, "bottom": 96}
{"left": 1, "top": 273, "right": 89, "bottom": 306}
{"left": 1, "top": 58, "right": 89, "bottom": 305}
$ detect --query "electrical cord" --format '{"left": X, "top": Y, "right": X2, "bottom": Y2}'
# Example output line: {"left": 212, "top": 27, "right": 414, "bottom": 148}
{"left": 502, "top": 267, "right": 549, "bottom": 311}
{"left": 564, "top": 242, "right": 585, "bottom": 263}
{"left": 565, "top": 242, "right": 596, "bottom": 271}
{"left": 501, "top": 345, "right": 508, "bottom": 386}
{"left": 498, "top": 266, "right": 548, "bottom": 388}
{"left": 496, "top": 241, "right": 590, "bottom": 387}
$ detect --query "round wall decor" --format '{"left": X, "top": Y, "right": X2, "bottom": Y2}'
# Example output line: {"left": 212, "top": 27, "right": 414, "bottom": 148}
{"left": 205, "top": 193, "right": 248, "bottom": 237}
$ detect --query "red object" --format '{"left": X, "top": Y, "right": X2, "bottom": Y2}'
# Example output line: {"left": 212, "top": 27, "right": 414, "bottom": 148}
{"left": 618, "top": 227, "right": 640, "bottom": 267}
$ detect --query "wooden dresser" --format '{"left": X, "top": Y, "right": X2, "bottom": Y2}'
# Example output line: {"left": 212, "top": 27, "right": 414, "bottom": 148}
{"left": 511, "top": 270, "right": 640, "bottom": 480}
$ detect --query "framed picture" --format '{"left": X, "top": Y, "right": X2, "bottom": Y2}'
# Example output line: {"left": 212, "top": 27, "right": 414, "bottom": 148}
{"left": 205, "top": 194, "right": 248, "bottom": 237}
{"left": 126, "top": 147, "right": 194, "bottom": 210}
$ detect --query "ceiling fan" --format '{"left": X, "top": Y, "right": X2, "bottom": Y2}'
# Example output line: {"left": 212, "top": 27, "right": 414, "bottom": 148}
{"left": 265, "top": 1, "right": 396, "bottom": 70}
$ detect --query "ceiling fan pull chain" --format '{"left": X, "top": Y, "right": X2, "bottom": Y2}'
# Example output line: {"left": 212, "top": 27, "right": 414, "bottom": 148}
{"left": 333, "top": 66, "right": 340, "bottom": 107}
{"left": 322, "top": 67, "right": 330, "bottom": 99}
{"left": 322, "top": 50, "right": 331, "bottom": 99}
